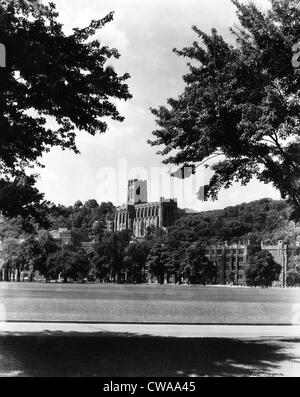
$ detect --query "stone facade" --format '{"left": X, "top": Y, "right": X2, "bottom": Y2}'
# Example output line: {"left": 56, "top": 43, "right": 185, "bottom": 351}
{"left": 113, "top": 180, "right": 178, "bottom": 238}
{"left": 203, "top": 241, "right": 300, "bottom": 286}
{"left": 203, "top": 243, "right": 250, "bottom": 285}
{"left": 146, "top": 241, "right": 300, "bottom": 286}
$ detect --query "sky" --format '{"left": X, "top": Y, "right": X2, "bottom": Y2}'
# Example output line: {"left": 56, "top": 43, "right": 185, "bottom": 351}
{"left": 35, "top": 0, "right": 280, "bottom": 211}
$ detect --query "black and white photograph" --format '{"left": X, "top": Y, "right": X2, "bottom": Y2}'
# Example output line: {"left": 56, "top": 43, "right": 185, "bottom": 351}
{"left": 0, "top": 0, "right": 300, "bottom": 381}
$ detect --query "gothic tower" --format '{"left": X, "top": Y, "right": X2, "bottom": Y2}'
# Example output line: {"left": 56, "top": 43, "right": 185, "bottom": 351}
{"left": 127, "top": 179, "right": 148, "bottom": 205}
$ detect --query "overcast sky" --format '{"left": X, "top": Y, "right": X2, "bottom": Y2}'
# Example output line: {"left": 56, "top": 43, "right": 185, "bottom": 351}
{"left": 35, "top": 0, "right": 280, "bottom": 210}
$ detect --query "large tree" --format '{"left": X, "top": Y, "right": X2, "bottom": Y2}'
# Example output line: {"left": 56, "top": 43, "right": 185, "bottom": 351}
{"left": 1, "top": 236, "right": 22, "bottom": 281}
{"left": 94, "top": 230, "right": 132, "bottom": 283}
{"left": 146, "top": 243, "right": 171, "bottom": 284}
{"left": 0, "top": 175, "right": 46, "bottom": 221}
{"left": 182, "top": 243, "right": 217, "bottom": 285}
{"left": 245, "top": 250, "right": 282, "bottom": 287}
{"left": 148, "top": 0, "right": 300, "bottom": 217}
{"left": 0, "top": 1, "right": 131, "bottom": 215}
{"left": 287, "top": 254, "right": 300, "bottom": 286}
{"left": 46, "top": 245, "right": 90, "bottom": 282}
{"left": 124, "top": 240, "right": 153, "bottom": 283}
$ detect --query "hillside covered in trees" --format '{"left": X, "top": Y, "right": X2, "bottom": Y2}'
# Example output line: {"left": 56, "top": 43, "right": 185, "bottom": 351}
{"left": 0, "top": 199, "right": 116, "bottom": 241}
{"left": 1, "top": 197, "right": 299, "bottom": 286}
{"left": 172, "top": 198, "right": 300, "bottom": 245}
{"left": 1, "top": 198, "right": 299, "bottom": 246}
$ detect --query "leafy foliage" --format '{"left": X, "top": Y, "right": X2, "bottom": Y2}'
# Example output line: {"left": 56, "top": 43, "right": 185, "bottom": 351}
{"left": 0, "top": 196, "right": 295, "bottom": 285}
{"left": 0, "top": 1, "right": 131, "bottom": 176}
{"left": 124, "top": 240, "right": 153, "bottom": 283}
{"left": 92, "top": 230, "right": 132, "bottom": 283}
{"left": 172, "top": 198, "right": 295, "bottom": 244}
{"left": 0, "top": 0, "right": 131, "bottom": 217}
{"left": 149, "top": 0, "right": 300, "bottom": 217}
{"left": 45, "top": 200, "right": 116, "bottom": 236}
{"left": 287, "top": 255, "right": 300, "bottom": 286}
{"left": 245, "top": 250, "right": 282, "bottom": 287}
{"left": 0, "top": 176, "right": 48, "bottom": 224}
{"left": 182, "top": 243, "right": 217, "bottom": 285}
{"left": 146, "top": 243, "right": 170, "bottom": 284}
{"left": 46, "top": 245, "right": 90, "bottom": 282}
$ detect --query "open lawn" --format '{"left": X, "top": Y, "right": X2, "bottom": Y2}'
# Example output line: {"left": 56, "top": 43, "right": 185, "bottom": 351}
{"left": 1, "top": 283, "right": 300, "bottom": 324}
{"left": 1, "top": 284, "right": 300, "bottom": 377}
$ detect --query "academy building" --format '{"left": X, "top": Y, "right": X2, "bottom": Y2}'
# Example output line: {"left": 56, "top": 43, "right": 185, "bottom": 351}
{"left": 111, "top": 179, "right": 178, "bottom": 238}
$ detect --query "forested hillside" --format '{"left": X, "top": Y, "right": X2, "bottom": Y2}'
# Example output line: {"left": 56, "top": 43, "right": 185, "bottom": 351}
{"left": 1, "top": 197, "right": 299, "bottom": 286}
{"left": 1, "top": 198, "right": 299, "bottom": 246}
{"left": 0, "top": 200, "right": 116, "bottom": 240}
{"left": 172, "top": 199, "right": 300, "bottom": 245}
{"left": 46, "top": 200, "right": 115, "bottom": 236}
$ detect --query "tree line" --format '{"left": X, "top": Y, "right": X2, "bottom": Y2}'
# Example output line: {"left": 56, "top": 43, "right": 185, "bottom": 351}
{"left": 2, "top": 196, "right": 300, "bottom": 286}
{"left": 0, "top": 222, "right": 286, "bottom": 287}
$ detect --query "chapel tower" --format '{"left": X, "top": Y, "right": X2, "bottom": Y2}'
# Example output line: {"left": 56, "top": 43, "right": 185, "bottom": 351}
{"left": 127, "top": 179, "right": 148, "bottom": 205}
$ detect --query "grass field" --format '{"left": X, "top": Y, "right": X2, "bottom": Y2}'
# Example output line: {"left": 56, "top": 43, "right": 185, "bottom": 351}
{"left": 1, "top": 282, "right": 300, "bottom": 324}
{"left": 1, "top": 283, "right": 300, "bottom": 377}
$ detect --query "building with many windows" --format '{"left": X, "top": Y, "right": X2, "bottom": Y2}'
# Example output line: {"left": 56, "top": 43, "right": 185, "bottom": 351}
{"left": 146, "top": 240, "right": 300, "bottom": 286}
{"left": 203, "top": 243, "right": 250, "bottom": 285}
{"left": 112, "top": 179, "right": 178, "bottom": 238}
{"left": 203, "top": 240, "right": 299, "bottom": 286}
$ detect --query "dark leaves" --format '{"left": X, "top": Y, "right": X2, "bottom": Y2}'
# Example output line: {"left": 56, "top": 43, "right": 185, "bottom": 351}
{"left": 0, "top": 2, "right": 131, "bottom": 178}
{"left": 149, "top": 0, "right": 300, "bottom": 215}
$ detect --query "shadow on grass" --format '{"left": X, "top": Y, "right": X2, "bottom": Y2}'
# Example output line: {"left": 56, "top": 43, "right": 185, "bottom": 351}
{"left": 0, "top": 332, "right": 299, "bottom": 377}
